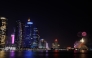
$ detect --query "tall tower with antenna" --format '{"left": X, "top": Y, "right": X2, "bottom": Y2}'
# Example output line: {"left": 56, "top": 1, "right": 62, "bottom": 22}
{"left": 23, "top": 18, "right": 34, "bottom": 48}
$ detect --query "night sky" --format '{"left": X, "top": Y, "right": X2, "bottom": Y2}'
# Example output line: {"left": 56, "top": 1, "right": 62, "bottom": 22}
{"left": 0, "top": 1, "right": 92, "bottom": 48}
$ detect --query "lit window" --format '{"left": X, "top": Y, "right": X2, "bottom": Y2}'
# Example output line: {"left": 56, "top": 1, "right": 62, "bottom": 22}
{"left": 27, "top": 22, "right": 33, "bottom": 24}
{"left": 31, "top": 38, "right": 33, "bottom": 39}
{"left": 25, "top": 26, "right": 28, "bottom": 27}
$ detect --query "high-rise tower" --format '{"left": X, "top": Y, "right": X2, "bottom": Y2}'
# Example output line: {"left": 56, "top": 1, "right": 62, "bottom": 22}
{"left": 23, "top": 18, "right": 34, "bottom": 48}
{"left": 31, "top": 28, "right": 40, "bottom": 48}
{"left": 0, "top": 17, "right": 8, "bottom": 48}
{"left": 15, "top": 20, "right": 24, "bottom": 48}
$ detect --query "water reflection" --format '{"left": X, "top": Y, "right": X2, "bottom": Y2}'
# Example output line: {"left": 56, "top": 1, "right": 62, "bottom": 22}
{"left": 46, "top": 50, "right": 48, "bottom": 57}
{"left": 18, "top": 50, "right": 22, "bottom": 56}
{"left": 0, "top": 50, "right": 91, "bottom": 58}
{"left": 74, "top": 54, "right": 79, "bottom": 58}
{"left": 24, "top": 50, "right": 34, "bottom": 58}
{"left": 80, "top": 54, "right": 87, "bottom": 58}
{"left": 0, "top": 50, "right": 5, "bottom": 58}
{"left": 10, "top": 50, "right": 15, "bottom": 58}
{"left": 54, "top": 50, "right": 59, "bottom": 58}
{"left": 38, "top": 50, "right": 45, "bottom": 56}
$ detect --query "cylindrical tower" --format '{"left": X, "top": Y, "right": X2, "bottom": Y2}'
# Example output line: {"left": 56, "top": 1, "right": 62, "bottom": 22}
{"left": 0, "top": 17, "right": 8, "bottom": 48}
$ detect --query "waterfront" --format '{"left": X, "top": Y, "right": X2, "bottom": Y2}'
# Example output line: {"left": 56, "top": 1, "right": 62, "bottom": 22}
{"left": 0, "top": 50, "right": 92, "bottom": 58}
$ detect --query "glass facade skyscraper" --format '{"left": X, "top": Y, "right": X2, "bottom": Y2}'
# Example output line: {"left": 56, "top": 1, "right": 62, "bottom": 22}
{"left": 23, "top": 18, "right": 34, "bottom": 48}
{"left": 31, "top": 28, "right": 40, "bottom": 48}
{"left": 15, "top": 18, "right": 40, "bottom": 48}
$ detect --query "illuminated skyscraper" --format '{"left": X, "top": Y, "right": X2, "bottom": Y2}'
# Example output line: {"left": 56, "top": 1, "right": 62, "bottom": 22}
{"left": 15, "top": 20, "right": 24, "bottom": 48}
{"left": 31, "top": 28, "right": 40, "bottom": 48}
{"left": 23, "top": 18, "right": 34, "bottom": 48}
{"left": 0, "top": 17, "right": 8, "bottom": 48}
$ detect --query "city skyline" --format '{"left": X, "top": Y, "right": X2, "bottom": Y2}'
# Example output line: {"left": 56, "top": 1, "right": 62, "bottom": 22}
{"left": 0, "top": 17, "right": 90, "bottom": 48}
{"left": 0, "top": 1, "right": 92, "bottom": 58}
{"left": 0, "top": 1, "right": 92, "bottom": 47}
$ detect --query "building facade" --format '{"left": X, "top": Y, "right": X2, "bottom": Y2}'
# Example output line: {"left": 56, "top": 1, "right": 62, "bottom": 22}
{"left": 15, "top": 18, "right": 40, "bottom": 48}
{"left": 0, "top": 17, "right": 7, "bottom": 48}
{"left": 23, "top": 18, "right": 34, "bottom": 48}
{"left": 31, "top": 28, "right": 40, "bottom": 48}
{"left": 15, "top": 20, "right": 24, "bottom": 48}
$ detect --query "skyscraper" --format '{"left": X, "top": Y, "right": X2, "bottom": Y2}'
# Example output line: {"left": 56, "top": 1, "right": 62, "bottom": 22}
{"left": 23, "top": 18, "right": 34, "bottom": 48}
{"left": 31, "top": 28, "right": 40, "bottom": 48}
{"left": 0, "top": 17, "right": 8, "bottom": 48}
{"left": 15, "top": 20, "right": 24, "bottom": 48}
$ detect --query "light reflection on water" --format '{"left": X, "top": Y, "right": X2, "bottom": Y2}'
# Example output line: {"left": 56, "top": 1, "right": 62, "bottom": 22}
{"left": 24, "top": 50, "right": 34, "bottom": 58}
{"left": 0, "top": 50, "right": 91, "bottom": 58}
{"left": 80, "top": 54, "right": 87, "bottom": 58}
{"left": 74, "top": 54, "right": 78, "bottom": 58}
{"left": 18, "top": 50, "right": 22, "bottom": 56}
{"left": 0, "top": 50, "right": 5, "bottom": 58}
{"left": 10, "top": 50, "right": 15, "bottom": 57}
{"left": 46, "top": 50, "right": 48, "bottom": 56}
{"left": 54, "top": 50, "right": 59, "bottom": 58}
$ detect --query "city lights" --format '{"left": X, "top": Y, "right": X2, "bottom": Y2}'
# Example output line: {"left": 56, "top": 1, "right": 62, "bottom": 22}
{"left": 1, "top": 1, "right": 92, "bottom": 57}
{"left": 11, "top": 34, "right": 15, "bottom": 44}
{"left": 58, "top": 44, "right": 60, "bottom": 46}
{"left": 27, "top": 22, "right": 33, "bottom": 24}
{"left": 41, "top": 39, "right": 44, "bottom": 41}
{"left": 80, "top": 38, "right": 84, "bottom": 43}
{"left": 55, "top": 39, "right": 57, "bottom": 41}
{"left": 4, "top": 47, "right": 16, "bottom": 50}
{"left": 0, "top": 17, "right": 89, "bottom": 52}
{"left": 52, "top": 39, "right": 60, "bottom": 49}
{"left": 28, "top": 18, "right": 30, "bottom": 21}
{"left": 0, "top": 17, "right": 6, "bottom": 19}
{"left": 0, "top": 17, "right": 7, "bottom": 47}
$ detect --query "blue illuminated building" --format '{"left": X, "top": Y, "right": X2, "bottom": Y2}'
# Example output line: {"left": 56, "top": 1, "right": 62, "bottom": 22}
{"left": 16, "top": 18, "right": 40, "bottom": 48}
{"left": 23, "top": 18, "right": 34, "bottom": 48}
{"left": 31, "top": 28, "right": 40, "bottom": 48}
